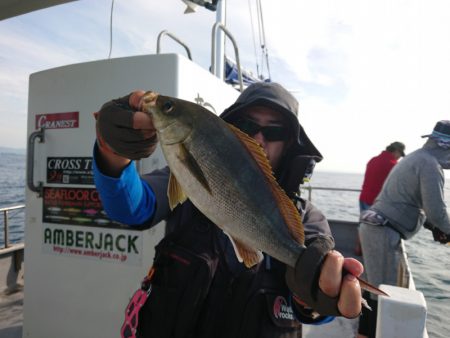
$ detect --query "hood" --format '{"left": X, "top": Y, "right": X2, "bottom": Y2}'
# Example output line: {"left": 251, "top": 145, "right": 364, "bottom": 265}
{"left": 220, "top": 82, "right": 323, "bottom": 162}
{"left": 220, "top": 82, "right": 322, "bottom": 196}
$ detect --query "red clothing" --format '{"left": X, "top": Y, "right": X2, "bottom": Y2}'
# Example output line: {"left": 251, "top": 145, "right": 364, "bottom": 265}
{"left": 359, "top": 151, "right": 398, "bottom": 205}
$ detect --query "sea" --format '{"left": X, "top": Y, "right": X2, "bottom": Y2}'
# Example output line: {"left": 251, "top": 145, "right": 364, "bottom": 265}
{"left": 0, "top": 151, "right": 449, "bottom": 337}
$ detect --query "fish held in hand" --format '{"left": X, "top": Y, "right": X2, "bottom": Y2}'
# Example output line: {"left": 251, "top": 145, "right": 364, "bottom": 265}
{"left": 141, "top": 91, "right": 305, "bottom": 269}
{"left": 140, "top": 91, "right": 387, "bottom": 299}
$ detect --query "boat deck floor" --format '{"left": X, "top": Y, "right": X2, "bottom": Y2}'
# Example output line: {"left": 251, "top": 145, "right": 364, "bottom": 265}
{"left": 0, "top": 287, "right": 23, "bottom": 338}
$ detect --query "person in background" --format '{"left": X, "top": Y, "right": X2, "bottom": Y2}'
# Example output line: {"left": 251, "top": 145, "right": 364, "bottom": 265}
{"left": 355, "top": 141, "right": 406, "bottom": 255}
{"left": 357, "top": 121, "right": 450, "bottom": 338}
{"left": 94, "top": 82, "right": 364, "bottom": 338}
{"left": 359, "top": 141, "right": 406, "bottom": 212}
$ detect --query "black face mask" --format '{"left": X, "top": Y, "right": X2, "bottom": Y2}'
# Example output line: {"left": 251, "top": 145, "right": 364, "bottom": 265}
{"left": 232, "top": 118, "right": 288, "bottom": 142}
{"left": 277, "top": 155, "right": 317, "bottom": 198}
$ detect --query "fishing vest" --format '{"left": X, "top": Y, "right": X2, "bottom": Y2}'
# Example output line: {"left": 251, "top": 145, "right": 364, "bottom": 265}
{"left": 132, "top": 202, "right": 302, "bottom": 338}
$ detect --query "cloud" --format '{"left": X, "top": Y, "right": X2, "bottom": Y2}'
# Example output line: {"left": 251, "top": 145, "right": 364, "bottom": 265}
{"left": 0, "top": 0, "right": 450, "bottom": 173}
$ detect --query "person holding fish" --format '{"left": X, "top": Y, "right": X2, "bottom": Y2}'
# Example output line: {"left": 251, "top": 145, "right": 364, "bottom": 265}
{"left": 357, "top": 120, "right": 450, "bottom": 338}
{"left": 93, "top": 82, "right": 366, "bottom": 337}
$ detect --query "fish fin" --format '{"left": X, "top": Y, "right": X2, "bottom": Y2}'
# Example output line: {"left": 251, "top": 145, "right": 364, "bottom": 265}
{"left": 361, "top": 298, "right": 372, "bottom": 311}
{"left": 227, "top": 123, "right": 305, "bottom": 245}
{"left": 177, "top": 143, "right": 212, "bottom": 194}
{"left": 168, "top": 172, "right": 188, "bottom": 210}
{"left": 224, "top": 231, "right": 264, "bottom": 268}
{"left": 357, "top": 276, "right": 389, "bottom": 297}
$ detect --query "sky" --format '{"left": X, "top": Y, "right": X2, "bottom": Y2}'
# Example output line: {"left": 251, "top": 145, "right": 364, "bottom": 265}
{"left": 1, "top": 0, "right": 450, "bottom": 174}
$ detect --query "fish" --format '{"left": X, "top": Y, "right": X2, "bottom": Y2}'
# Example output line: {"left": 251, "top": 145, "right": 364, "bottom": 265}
{"left": 47, "top": 206, "right": 62, "bottom": 213}
{"left": 46, "top": 215, "right": 70, "bottom": 221}
{"left": 94, "top": 218, "right": 111, "bottom": 225}
{"left": 83, "top": 208, "right": 98, "bottom": 216}
{"left": 141, "top": 91, "right": 388, "bottom": 298}
{"left": 64, "top": 207, "right": 81, "bottom": 214}
{"left": 71, "top": 217, "right": 91, "bottom": 223}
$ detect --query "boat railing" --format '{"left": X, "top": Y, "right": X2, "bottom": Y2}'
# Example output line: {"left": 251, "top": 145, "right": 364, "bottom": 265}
{"left": 156, "top": 30, "right": 193, "bottom": 60}
{"left": 301, "top": 185, "right": 361, "bottom": 202}
{"left": 398, "top": 240, "right": 413, "bottom": 289}
{"left": 156, "top": 23, "right": 245, "bottom": 91}
{"left": 0, "top": 204, "right": 25, "bottom": 294}
{"left": 0, "top": 204, "right": 25, "bottom": 250}
{"left": 211, "top": 22, "right": 244, "bottom": 91}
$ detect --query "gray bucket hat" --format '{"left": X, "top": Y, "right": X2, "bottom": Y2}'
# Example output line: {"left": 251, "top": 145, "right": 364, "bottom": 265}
{"left": 220, "top": 82, "right": 323, "bottom": 161}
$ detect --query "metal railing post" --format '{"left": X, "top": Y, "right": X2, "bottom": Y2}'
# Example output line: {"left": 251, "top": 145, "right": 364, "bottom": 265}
{"left": 211, "top": 22, "right": 243, "bottom": 91}
{"left": 156, "top": 30, "right": 192, "bottom": 60}
{"left": 307, "top": 186, "right": 312, "bottom": 201}
{"left": 3, "top": 209, "right": 9, "bottom": 248}
{"left": 27, "top": 127, "right": 45, "bottom": 197}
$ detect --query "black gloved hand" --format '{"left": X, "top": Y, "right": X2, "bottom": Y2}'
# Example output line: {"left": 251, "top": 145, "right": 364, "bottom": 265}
{"left": 424, "top": 221, "right": 450, "bottom": 244}
{"left": 285, "top": 236, "right": 342, "bottom": 317}
{"left": 423, "top": 221, "right": 434, "bottom": 231}
{"left": 96, "top": 93, "right": 158, "bottom": 160}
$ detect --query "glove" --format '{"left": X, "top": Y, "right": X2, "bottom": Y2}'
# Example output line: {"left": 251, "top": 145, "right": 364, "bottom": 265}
{"left": 96, "top": 92, "right": 158, "bottom": 160}
{"left": 424, "top": 222, "right": 450, "bottom": 244}
{"left": 423, "top": 221, "right": 433, "bottom": 231}
{"left": 285, "top": 236, "right": 342, "bottom": 317}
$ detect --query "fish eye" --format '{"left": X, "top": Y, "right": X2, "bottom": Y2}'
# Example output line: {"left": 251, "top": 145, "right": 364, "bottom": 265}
{"left": 163, "top": 100, "right": 174, "bottom": 113}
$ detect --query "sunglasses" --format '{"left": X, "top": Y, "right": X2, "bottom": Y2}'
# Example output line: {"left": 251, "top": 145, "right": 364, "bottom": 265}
{"left": 233, "top": 118, "right": 288, "bottom": 142}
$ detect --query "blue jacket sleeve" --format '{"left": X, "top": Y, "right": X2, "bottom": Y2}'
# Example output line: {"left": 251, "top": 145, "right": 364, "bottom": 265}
{"left": 92, "top": 144, "right": 157, "bottom": 226}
